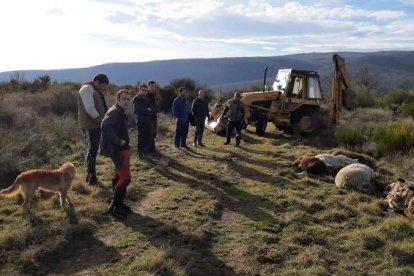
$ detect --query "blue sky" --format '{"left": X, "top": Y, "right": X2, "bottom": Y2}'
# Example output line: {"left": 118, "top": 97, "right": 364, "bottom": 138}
{"left": 1, "top": 0, "right": 414, "bottom": 72}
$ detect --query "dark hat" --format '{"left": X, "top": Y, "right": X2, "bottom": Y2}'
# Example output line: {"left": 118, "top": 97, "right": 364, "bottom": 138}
{"left": 234, "top": 92, "right": 241, "bottom": 98}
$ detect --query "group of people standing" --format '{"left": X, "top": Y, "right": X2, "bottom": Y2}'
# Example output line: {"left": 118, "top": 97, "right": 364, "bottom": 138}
{"left": 172, "top": 87, "right": 210, "bottom": 148}
{"left": 77, "top": 73, "right": 246, "bottom": 219}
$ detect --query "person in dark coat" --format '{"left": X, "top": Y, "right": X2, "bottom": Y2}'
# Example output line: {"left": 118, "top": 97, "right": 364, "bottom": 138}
{"left": 191, "top": 89, "right": 210, "bottom": 147}
{"left": 172, "top": 87, "right": 189, "bottom": 148}
{"left": 133, "top": 84, "right": 156, "bottom": 159}
{"left": 100, "top": 89, "right": 132, "bottom": 219}
{"left": 146, "top": 80, "right": 158, "bottom": 153}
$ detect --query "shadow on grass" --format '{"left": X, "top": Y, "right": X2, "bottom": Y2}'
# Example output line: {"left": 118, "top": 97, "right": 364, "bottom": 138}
{"left": 147, "top": 153, "right": 291, "bottom": 222}
{"left": 31, "top": 222, "right": 121, "bottom": 275}
{"left": 122, "top": 212, "right": 236, "bottom": 275}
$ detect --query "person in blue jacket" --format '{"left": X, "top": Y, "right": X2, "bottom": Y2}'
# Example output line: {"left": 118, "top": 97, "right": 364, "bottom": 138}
{"left": 172, "top": 87, "right": 189, "bottom": 148}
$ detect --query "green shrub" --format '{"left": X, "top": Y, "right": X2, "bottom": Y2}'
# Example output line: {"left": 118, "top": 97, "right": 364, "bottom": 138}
{"left": 383, "top": 90, "right": 414, "bottom": 106}
{"left": 336, "top": 126, "right": 367, "bottom": 147}
{"left": 0, "top": 106, "right": 15, "bottom": 128}
{"left": 373, "top": 120, "right": 414, "bottom": 155}
{"left": 354, "top": 87, "right": 377, "bottom": 108}
{"left": 158, "top": 85, "right": 177, "bottom": 113}
{"left": 401, "top": 102, "right": 414, "bottom": 117}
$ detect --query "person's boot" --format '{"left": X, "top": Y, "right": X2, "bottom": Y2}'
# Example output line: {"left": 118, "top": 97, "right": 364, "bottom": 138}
{"left": 118, "top": 184, "right": 132, "bottom": 214}
{"left": 198, "top": 137, "right": 206, "bottom": 147}
{"left": 111, "top": 205, "right": 128, "bottom": 219}
{"left": 109, "top": 188, "right": 128, "bottom": 219}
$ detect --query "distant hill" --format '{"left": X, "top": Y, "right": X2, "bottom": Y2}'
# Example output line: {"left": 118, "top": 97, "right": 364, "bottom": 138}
{"left": 1, "top": 51, "right": 413, "bottom": 93}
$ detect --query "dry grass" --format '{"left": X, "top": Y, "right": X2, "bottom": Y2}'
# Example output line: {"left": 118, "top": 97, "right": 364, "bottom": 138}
{"left": 2, "top": 86, "right": 414, "bottom": 275}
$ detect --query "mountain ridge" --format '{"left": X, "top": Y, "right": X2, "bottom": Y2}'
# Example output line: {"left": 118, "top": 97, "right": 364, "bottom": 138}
{"left": 1, "top": 51, "right": 413, "bottom": 92}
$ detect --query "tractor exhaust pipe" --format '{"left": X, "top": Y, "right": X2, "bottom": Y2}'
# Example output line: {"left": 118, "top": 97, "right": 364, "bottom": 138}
{"left": 262, "top": 66, "right": 268, "bottom": 93}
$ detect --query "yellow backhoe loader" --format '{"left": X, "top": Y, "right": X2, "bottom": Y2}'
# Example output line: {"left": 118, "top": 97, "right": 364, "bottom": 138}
{"left": 206, "top": 54, "right": 355, "bottom": 136}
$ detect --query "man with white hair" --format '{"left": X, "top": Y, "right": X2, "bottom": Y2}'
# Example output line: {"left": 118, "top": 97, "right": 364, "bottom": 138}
{"left": 191, "top": 90, "right": 210, "bottom": 147}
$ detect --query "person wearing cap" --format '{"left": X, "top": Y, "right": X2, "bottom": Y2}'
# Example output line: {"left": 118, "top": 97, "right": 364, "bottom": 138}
{"left": 172, "top": 87, "right": 190, "bottom": 148}
{"left": 222, "top": 91, "right": 245, "bottom": 147}
{"left": 77, "top": 73, "right": 109, "bottom": 185}
{"left": 191, "top": 89, "right": 210, "bottom": 147}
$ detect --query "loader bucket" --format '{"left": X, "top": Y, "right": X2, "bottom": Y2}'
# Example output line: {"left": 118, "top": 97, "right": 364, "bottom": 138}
{"left": 205, "top": 101, "right": 228, "bottom": 134}
{"left": 205, "top": 116, "right": 228, "bottom": 134}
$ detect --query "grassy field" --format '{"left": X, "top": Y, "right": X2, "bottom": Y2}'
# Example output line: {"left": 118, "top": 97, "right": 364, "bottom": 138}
{"left": 1, "top": 111, "right": 414, "bottom": 275}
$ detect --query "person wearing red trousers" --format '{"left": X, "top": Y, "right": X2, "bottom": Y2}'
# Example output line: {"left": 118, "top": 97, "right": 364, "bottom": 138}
{"left": 100, "top": 89, "right": 132, "bottom": 219}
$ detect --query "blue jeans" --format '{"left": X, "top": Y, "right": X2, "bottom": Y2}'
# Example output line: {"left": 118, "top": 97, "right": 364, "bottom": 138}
{"left": 174, "top": 120, "right": 189, "bottom": 147}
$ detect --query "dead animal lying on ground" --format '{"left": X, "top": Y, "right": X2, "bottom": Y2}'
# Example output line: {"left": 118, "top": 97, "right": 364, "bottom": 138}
{"left": 384, "top": 178, "right": 414, "bottom": 213}
{"left": 330, "top": 149, "right": 376, "bottom": 169}
{"left": 335, "top": 163, "right": 374, "bottom": 192}
{"left": 0, "top": 162, "right": 77, "bottom": 215}
{"left": 404, "top": 197, "right": 414, "bottom": 216}
{"left": 292, "top": 153, "right": 357, "bottom": 175}
{"left": 315, "top": 153, "right": 359, "bottom": 173}
{"left": 291, "top": 154, "right": 328, "bottom": 175}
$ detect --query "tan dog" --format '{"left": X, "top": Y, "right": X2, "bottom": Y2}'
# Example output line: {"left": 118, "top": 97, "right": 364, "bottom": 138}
{"left": 0, "top": 162, "right": 77, "bottom": 215}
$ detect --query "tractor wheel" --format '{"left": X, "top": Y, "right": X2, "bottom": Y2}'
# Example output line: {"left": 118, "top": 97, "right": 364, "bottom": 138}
{"left": 293, "top": 110, "right": 321, "bottom": 135}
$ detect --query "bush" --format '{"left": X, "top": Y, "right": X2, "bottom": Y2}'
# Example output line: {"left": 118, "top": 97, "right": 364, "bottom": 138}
{"left": 336, "top": 126, "right": 367, "bottom": 148}
{"left": 158, "top": 85, "right": 177, "bottom": 113}
{"left": 383, "top": 90, "right": 414, "bottom": 106}
{"left": 0, "top": 106, "right": 15, "bottom": 128}
{"left": 354, "top": 86, "right": 377, "bottom": 108}
{"left": 373, "top": 120, "right": 414, "bottom": 155}
{"left": 401, "top": 102, "right": 414, "bottom": 117}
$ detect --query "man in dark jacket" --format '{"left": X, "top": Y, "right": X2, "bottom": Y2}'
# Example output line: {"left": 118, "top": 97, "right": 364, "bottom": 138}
{"left": 222, "top": 91, "right": 245, "bottom": 147}
{"left": 133, "top": 84, "right": 156, "bottom": 159}
{"left": 100, "top": 89, "right": 131, "bottom": 219}
{"left": 191, "top": 90, "right": 210, "bottom": 147}
{"left": 146, "top": 80, "right": 158, "bottom": 153}
{"left": 172, "top": 87, "right": 189, "bottom": 148}
{"left": 78, "top": 73, "right": 109, "bottom": 185}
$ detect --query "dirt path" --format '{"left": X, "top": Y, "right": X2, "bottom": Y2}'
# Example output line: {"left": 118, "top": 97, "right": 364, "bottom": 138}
{"left": 137, "top": 187, "right": 169, "bottom": 215}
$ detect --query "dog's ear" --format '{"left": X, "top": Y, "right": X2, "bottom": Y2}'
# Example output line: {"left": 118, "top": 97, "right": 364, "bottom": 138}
{"left": 59, "top": 162, "right": 63, "bottom": 167}
{"left": 71, "top": 161, "right": 79, "bottom": 166}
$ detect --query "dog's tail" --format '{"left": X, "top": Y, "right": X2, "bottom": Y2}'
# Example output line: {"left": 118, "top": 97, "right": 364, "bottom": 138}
{"left": 0, "top": 181, "right": 21, "bottom": 197}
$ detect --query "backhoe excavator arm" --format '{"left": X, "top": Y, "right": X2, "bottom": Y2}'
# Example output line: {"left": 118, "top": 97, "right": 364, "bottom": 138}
{"left": 330, "top": 54, "right": 355, "bottom": 125}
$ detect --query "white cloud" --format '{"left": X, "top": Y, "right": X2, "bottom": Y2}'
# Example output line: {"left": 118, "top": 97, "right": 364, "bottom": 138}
{"left": 0, "top": 0, "right": 413, "bottom": 72}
